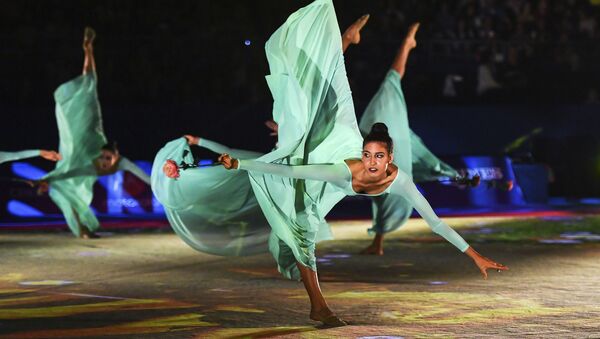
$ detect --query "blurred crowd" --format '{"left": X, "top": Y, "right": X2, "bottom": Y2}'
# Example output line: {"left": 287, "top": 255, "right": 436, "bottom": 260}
{"left": 347, "top": 0, "right": 599, "bottom": 104}
{"left": 1, "top": 0, "right": 599, "bottom": 106}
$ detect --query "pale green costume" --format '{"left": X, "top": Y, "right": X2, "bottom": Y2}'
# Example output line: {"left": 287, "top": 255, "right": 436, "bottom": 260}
{"left": 0, "top": 150, "right": 41, "bottom": 164}
{"left": 151, "top": 137, "right": 274, "bottom": 256}
{"left": 237, "top": 0, "right": 469, "bottom": 278}
{"left": 44, "top": 72, "right": 150, "bottom": 237}
{"left": 242, "top": 0, "right": 366, "bottom": 279}
{"left": 152, "top": 0, "right": 358, "bottom": 279}
{"left": 359, "top": 70, "right": 459, "bottom": 235}
{"left": 153, "top": 0, "right": 470, "bottom": 280}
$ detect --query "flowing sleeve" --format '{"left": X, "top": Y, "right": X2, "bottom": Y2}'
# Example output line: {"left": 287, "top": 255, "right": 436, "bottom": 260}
{"left": 238, "top": 160, "right": 350, "bottom": 189}
{"left": 118, "top": 157, "right": 151, "bottom": 185}
{"left": 198, "top": 138, "right": 264, "bottom": 160}
{"left": 389, "top": 170, "right": 470, "bottom": 252}
{"left": 0, "top": 150, "right": 40, "bottom": 164}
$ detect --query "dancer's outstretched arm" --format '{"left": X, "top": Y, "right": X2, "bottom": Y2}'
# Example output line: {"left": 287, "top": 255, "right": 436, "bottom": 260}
{"left": 118, "top": 157, "right": 151, "bottom": 185}
{"left": 220, "top": 154, "right": 350, "bottom": 188}
{"left": 40, "top": 157, "right": 150, "bottom": 187}
{"left": 1, "top": 150, "right": 60, "bottom": 164}
{"left": 184, "top": 135, "right": 263, "bottom": 159}
{"left": 389, "top": 169, "right": 509, "bottom": 278}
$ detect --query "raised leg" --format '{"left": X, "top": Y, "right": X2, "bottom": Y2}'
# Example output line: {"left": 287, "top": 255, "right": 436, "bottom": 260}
{"left": 391, "top": 23, "right": 419, "bottom": 78}
{"left": 82, "top": 27, "right": 96, "bottom": 75}
{"left": 342, "top": 14, "right": 370, "bottom": 53}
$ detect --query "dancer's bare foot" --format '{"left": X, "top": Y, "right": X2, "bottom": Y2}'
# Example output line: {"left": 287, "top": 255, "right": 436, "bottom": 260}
{"left": 360, "top": 233, "right": 384, "bottom": 255}
{"left": 79, "top": 227, "right": 100, "bottom": 239}
{"left": 404, "top": 22, "right": 420, "bottom": 50}
{"left": 83, "top": 26, "right": 96, "bottom": 50}
{"left": 310, "top": 308, "right": 348, "bottom": 327}
{"left": 360, "top": 243, "right": 384, "bottom": 256}
{"left": 392, "top": 22, "right": 421, "bottom": 78}
{"left": 343, "top": 14, "right": 370, "bottom": 46}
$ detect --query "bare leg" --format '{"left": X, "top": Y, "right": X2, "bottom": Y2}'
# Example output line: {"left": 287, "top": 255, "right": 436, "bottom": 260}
{"left": 342, "top": 14, "right": 370, "bottom": 53}
{"left": 82, "top": 27, "right": 96, "bottom": 75}
{"left": 73, "top": 208, "right": 100, "bottom": 239}
{"left": 360, "top": 233, "right": 384, "bottom": 255}
{"left": 359, "top": 23, "right": 420, "bottom": 255}
{"left": 391, "top": 22, "right": 419, "bottom": 78}
{"left": 296, "top": 262, "right": 347, "bottom": 326}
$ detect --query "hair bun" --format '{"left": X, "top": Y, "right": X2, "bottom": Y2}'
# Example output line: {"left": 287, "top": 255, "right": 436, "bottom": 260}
{"left": 363, "top": 122, "right": 393, "bottom": 153}
{"left": 370, "top": 122, "right": 388, "bottom": 134}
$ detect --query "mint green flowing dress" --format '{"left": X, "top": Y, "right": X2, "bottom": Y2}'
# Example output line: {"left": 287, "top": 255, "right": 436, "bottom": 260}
{"left": 152, "top": 0, "right": 361, "bottom": 279}
{"left": 359, "top": 70, "right": 459, "bottom": 235}
{"left": 43, "top": 72, "right": 106, "bottom": 237}
{"left": 0, "top": 150, "right": 41, "bottom": 164}
{"left": 245, "top": 0, "right": 364, "bottom": 279}
{"left": 43, "top": 72, "right": 150, "bottom": 237}
{"left": 151, "top": 137, "right": 274, "bottom": 256}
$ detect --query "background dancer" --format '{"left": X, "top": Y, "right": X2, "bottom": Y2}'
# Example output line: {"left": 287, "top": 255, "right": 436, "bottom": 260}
{"left": 35, "top": 27, "right": 151, "bottom": 239}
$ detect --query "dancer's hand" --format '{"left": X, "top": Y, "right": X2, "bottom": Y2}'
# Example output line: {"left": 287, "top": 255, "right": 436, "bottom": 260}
{"left": 465, "top": 247, "right": 508, "bottom": 279}
{"left": 40, "top": 150, "right": 61, "bottom": 162}
{"left": 184, "top": 135, "right": 200, "bottom": 145}
{"left": 218, "top": 154, "right": 238, "bottom": 170}
{"left": 264, "top": 120, "right": 279, "bottom": 136}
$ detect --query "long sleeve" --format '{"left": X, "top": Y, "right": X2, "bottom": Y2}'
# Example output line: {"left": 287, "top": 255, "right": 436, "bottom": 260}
{"left": 389, "top": 170, "right": 470, "bottom": 252}
{"left": 118, "top": 157, "right": 151, "bottom": 185}
{"left": 0, "top": 150, "right": 40, "bottom": 164}
{"left": 238, "top": 160, "right": 351, "bottom": 189}
{"left": 198, "top": 138, "right": 264, "bottom": 160}
{"left": 46, "top": 164, "right": 97, "bottom": 182}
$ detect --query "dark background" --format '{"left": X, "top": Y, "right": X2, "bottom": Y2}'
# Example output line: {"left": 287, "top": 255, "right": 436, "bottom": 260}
{"left": 1, "top": 0, "right": 599, "bottom": 197}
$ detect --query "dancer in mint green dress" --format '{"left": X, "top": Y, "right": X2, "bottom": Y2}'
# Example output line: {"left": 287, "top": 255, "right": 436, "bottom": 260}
{"left": 156, "top": 0, "right": 361, "bottom": 325}
{"left": 263, "top": 18, "right": 471, "bottom": 255}
{"left": 0, "top": 149, "right": 60, "bottom": 164}
{"left": 210, "top": 0, "right": 507, "bottom": 325}
{"left": 344, "top": 20, "right": 472, "bottom": 255}
{"left": 158, "top": 1, "right": 505, "bottom": 325}
{"left": 37, "top": 27, "right": 151, "bottom": 238}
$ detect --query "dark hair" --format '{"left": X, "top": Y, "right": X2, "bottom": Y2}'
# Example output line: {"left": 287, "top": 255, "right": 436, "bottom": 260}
{"left": 363, "top": 122, "right": 393, "bottom": 153}
{"left": 101, "top": 141, "right": 119, "bottom": 153}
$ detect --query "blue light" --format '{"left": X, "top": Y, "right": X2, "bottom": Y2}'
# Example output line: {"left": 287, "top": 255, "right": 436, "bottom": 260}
{"left": 11, "top": 163, "right": 47, "bottom": 180}
{"left": 244, "top": 39, "right": 251, "bottom": 46}
{"left": 7, "top": 200, "right": 44, "bottom": 217}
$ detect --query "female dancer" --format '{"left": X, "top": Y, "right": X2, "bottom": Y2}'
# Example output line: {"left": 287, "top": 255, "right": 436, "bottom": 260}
{"left": 264, "top": 17, "right": 476, "bottom": 256}
{"left": 346, "top": 19, "right": 474, "bottom": 255}
{"left": 0, "top": 149, "right": 60, "bottom": 164}
{"left": 161, "top": 0, "right": 506, "bottom": 325}
{"left": 36, "top": 27, "right": 150, "bottom": 239}
{"left": 219, "top": 122, "right": 507, "bottom": 325}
